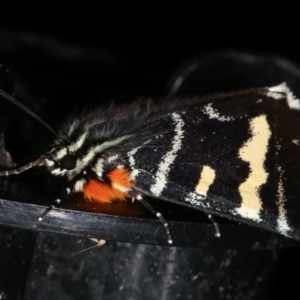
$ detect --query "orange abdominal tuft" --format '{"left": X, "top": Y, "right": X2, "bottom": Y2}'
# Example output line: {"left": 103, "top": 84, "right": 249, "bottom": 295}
{"left": 107, "top": 168, "right": 133, "bottom": 190}
{"left": 83, "top": 168, "right": 133, "bottom": 203}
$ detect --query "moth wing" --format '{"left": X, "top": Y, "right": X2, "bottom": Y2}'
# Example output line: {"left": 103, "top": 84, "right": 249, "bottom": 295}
{"left": 130, "top": 84, "right": 300, "bottom": 240}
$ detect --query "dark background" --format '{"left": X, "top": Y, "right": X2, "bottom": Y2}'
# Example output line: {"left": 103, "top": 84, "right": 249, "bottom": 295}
{"left": 0, "top": 2, "right": 299, "bottom": 299}
{"left": 0, "top": 2, "right": 299, "bottom": 159}
{"left": 1, "top": 2, "right": 300, "bottom": 112}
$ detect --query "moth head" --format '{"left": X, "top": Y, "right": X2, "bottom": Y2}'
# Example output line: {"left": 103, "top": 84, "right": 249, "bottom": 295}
{"left": 45, "top": 151, "right": 77, "bottom": 171}
{"left": 0, "top": 88, "right": 143, "bottom": 179}
{"left": 0, "top": 88, "right": 123, "bottom": 179}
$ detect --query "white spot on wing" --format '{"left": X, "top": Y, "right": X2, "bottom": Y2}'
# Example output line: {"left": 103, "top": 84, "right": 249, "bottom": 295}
{"left": 150, "top": 113, "right": 185, "bottom": 196}
{"left": 185, "top": 192, "right": 209, "bottom": 208}
{"left": 184, "top": 166, "right": 215, "bottom": 208}
{"left": 128, "top": 146, "right": 142, "bottom": 179}
{"left": 276, "top": 166, "right": 291, "bottom": 235}
{"left": 235, "top": 115, "right": 271, "bottom": 221}
{"left": 267, "top": 82, "right": 300, "bottom": 110}
{"left": 127, "top": 140, "right": 151, "bottom": 180}
{"left": 130, "top": 169, "right": 140, "bottom": 180}
{"left": 203, "top": 103, "right": 232, "bottom": 121}
{"left": 128, "top": 147, "right": 139, "bottom": 166}
{"left": 267, "top": 84, "right": 284, "bottom": 99}
{"left": 195, "top": 165, "right": 216, "bottom": 196}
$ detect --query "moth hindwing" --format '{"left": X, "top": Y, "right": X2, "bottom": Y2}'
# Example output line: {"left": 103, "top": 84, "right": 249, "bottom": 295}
{"left": 1, "top": 82, "right": 300, "bottom": 243}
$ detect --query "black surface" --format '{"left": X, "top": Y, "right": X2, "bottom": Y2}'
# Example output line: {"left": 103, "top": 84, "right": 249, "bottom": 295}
{"left": 24, "top": 233, "right": 277, "bottom": 300}
{"left": 1, "top": 198, "right": 299, "bottom": 250}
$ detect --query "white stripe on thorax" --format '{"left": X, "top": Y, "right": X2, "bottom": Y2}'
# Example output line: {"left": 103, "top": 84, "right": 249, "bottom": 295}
{"left": 69, "top": 132, "right": 88, "bottom": 152}
{"left": 150, "top": 113, "right": 185, "bottom": 196}
{"left": 67, "top": 119, "right": 80, "bottom": 135}
{"left": 55, "top": 148, "right": 67, "bottom": 160}
{"left": 73, "top": 135, "right": 132, "bottom": 175}
{"left": 92, "top": 158, "right": 105, "bottom": 177}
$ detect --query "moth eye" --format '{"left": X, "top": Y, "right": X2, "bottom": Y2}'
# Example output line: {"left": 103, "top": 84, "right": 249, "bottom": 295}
{"left": 60, "top": 154, "right": 77, "bottom": 170}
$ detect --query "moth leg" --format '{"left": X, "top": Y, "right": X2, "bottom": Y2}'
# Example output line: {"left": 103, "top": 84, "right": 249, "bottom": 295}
{"left": 136, "top": 195, "right": 173, "bottom": 244}
{"left": 38, "top": 186, "right": 72, "bottom": 221}
{"left": 89, "top": 238, "right": 106, "bottom": 245}
{"left": 205, "top": 213, "right": 221, "bottom": 237}
{"left": 70, "top": 238, "right": 106, "bottom": 257}
{"left": 38, "top": 199, "right": 61, "bottom": 221}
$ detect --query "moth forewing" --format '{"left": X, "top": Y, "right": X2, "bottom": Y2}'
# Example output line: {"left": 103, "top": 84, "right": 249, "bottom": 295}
{"left": 129, "top": 83, "right": 300, "bottom": 241}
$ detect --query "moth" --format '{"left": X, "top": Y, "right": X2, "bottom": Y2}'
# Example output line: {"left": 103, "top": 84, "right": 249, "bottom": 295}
{"left": 1, "top": 82, "right": 300, "bottom": 243}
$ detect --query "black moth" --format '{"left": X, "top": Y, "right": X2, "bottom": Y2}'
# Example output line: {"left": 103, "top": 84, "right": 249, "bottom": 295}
{"left": 1, "top": 82, "right": 300, "bottom": 243}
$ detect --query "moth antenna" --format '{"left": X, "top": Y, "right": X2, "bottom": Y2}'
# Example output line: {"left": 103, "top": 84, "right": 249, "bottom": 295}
{"left": 0, "top": 156, "right": 46, "bottom": 176}
{"left": 38, "top": 199, "right": 61, "bottom": 221}
{"left": 136, "top": 195, "right": 173, "bottom": 244}
{"left": 69, "top": 239, "right": 106, "bottom": 257}
{"left": 0, "top": 88, "right": 57, "bottom": 136}
{"left": 0, "top": 90, "right": 69, "bottom": 175}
